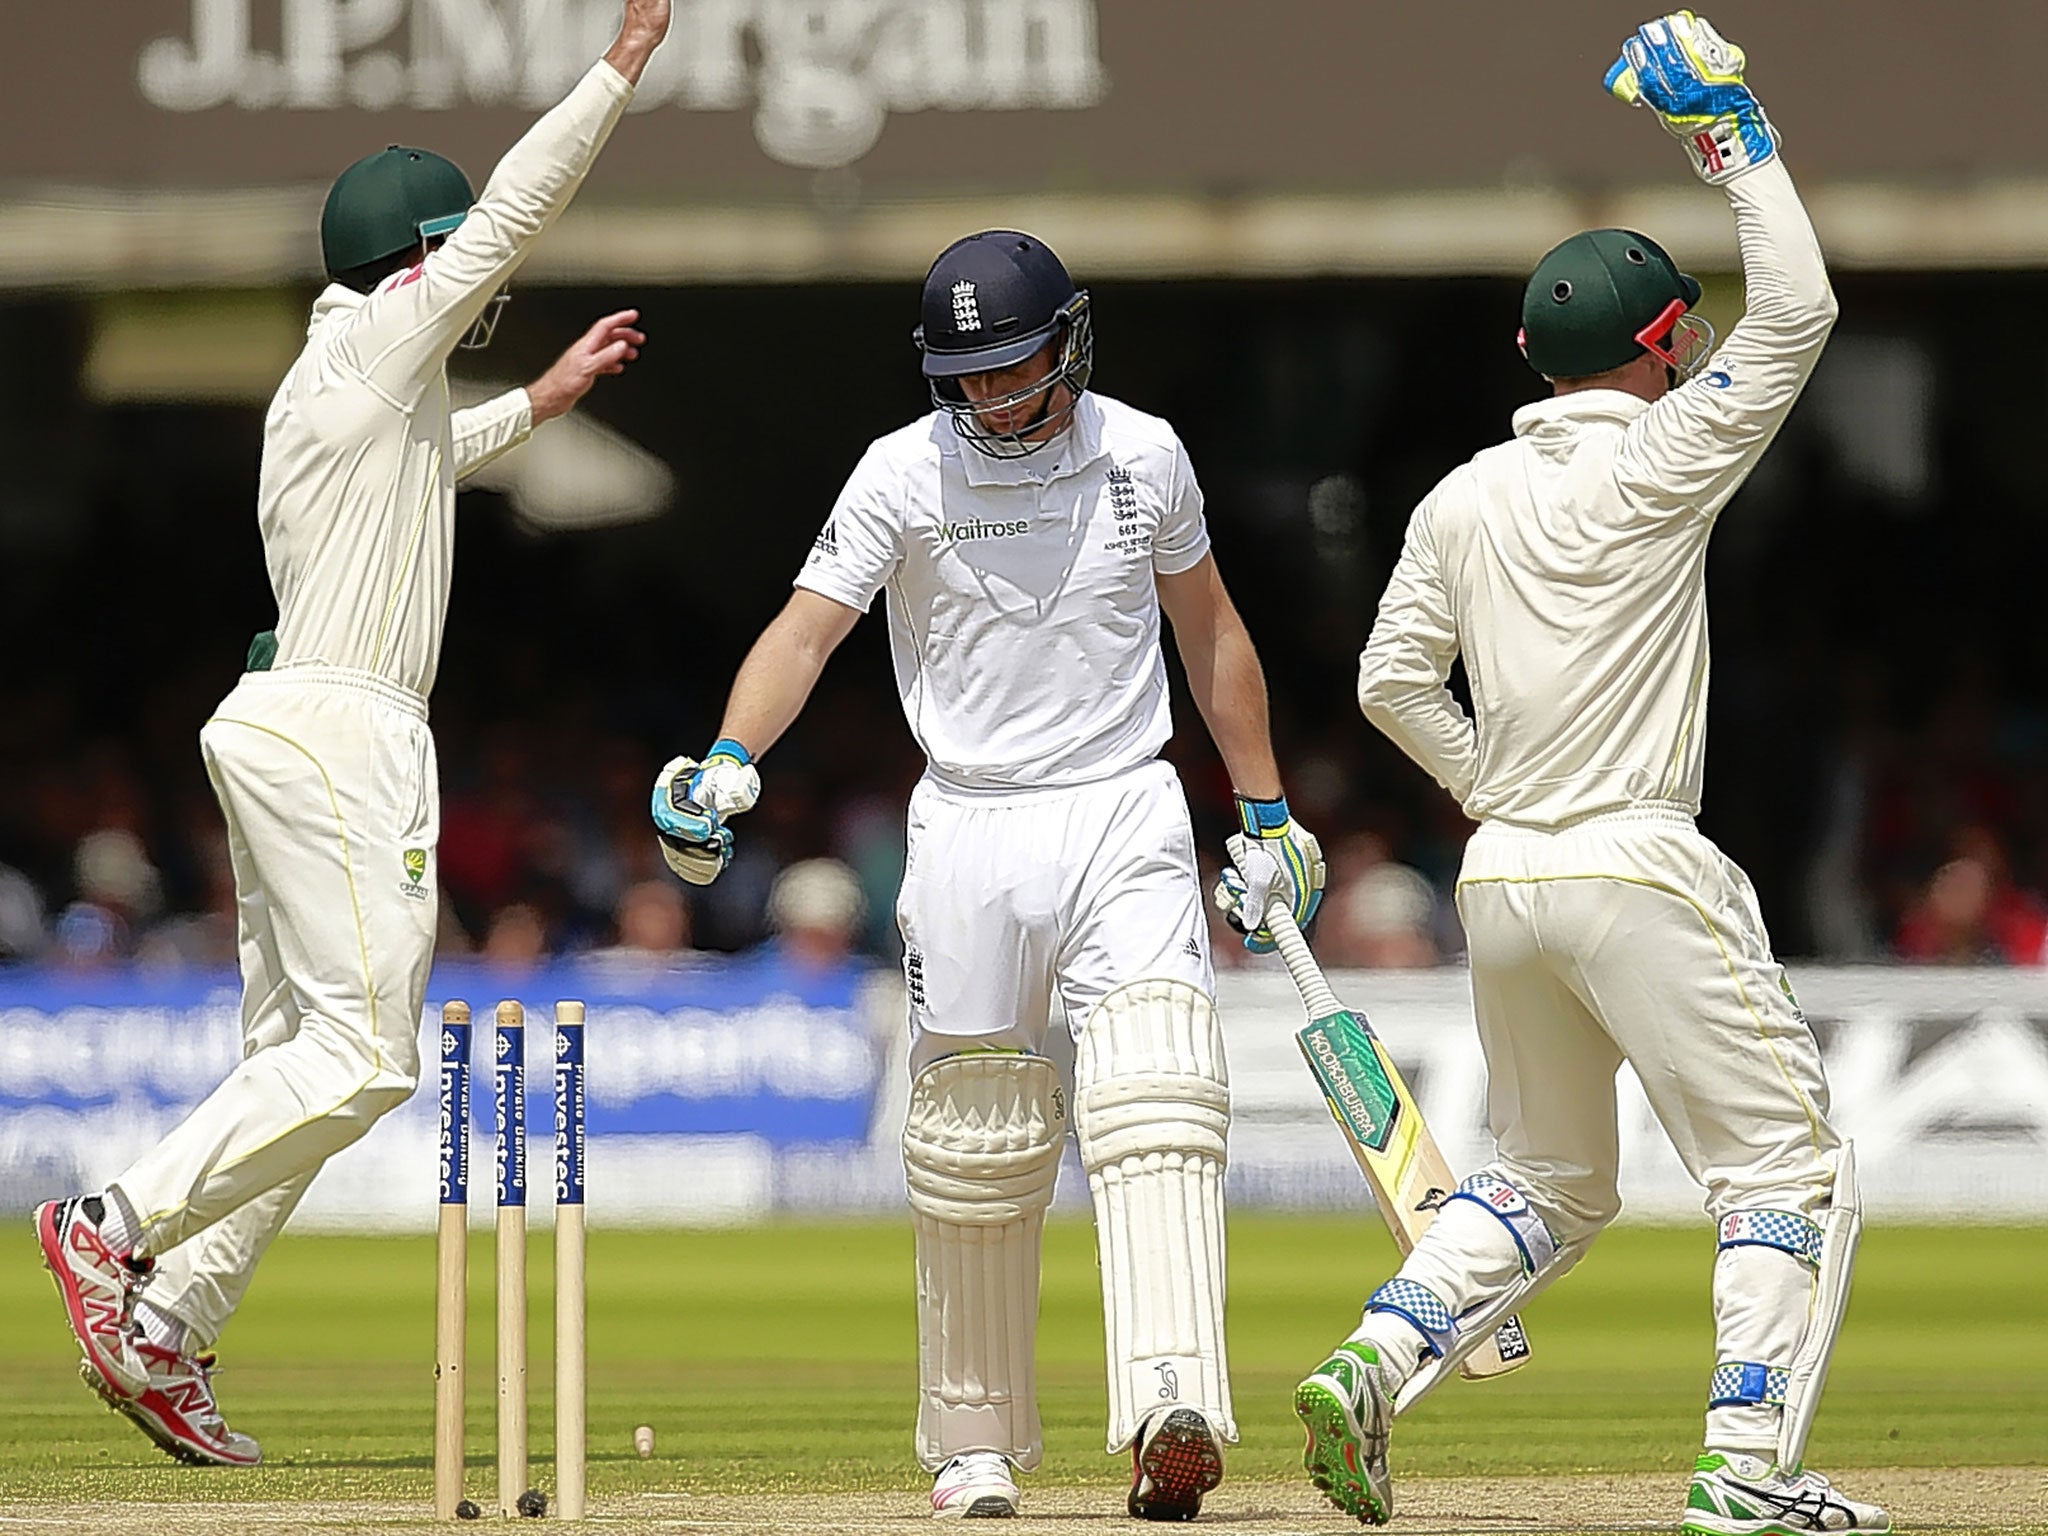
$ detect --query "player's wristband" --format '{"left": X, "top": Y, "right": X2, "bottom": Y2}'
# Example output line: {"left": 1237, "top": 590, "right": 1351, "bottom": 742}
{"left": 1234, "top": 793, "right": 1291, "bottom": 839}
{"left": 705, "top": 737, "right": 753, "bottom": 768}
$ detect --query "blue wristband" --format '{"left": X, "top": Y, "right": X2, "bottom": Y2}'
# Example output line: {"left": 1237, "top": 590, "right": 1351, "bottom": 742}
{"left": 1234, "top": 794, "right": 1291, "bottom": 838}
{"left": 706, "top": 737, "right": 753, "bottom": 768}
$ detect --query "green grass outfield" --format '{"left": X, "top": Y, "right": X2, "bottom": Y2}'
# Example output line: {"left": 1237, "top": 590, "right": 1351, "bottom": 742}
{"left": 2, "top": 1218, "right": 2042, "bottom": 1506}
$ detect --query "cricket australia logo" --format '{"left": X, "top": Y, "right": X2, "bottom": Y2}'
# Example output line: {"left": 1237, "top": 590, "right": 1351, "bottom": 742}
{"left": 399, "top": 846, "right": 431, "bottom": 902}
{"left": 951, "top": 280, "right": 982, "bottom": 332}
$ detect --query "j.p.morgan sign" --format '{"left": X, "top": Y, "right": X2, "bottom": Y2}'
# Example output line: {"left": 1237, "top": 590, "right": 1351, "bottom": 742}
{"left": 136, "top": 0, "right": 1107, "bottom": 169}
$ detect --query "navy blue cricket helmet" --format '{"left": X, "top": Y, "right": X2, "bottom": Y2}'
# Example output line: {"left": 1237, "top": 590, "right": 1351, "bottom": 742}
{"left": 913, "top": 230, "right": 1093, "bottom": 457}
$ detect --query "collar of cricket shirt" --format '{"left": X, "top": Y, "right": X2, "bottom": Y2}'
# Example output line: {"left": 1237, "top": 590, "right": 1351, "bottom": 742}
{"left": 1510, "top": 388, "right": 1653, "bottom": 439}
{"left": 949, "top": 391, "right": 1110, "bottom": 491}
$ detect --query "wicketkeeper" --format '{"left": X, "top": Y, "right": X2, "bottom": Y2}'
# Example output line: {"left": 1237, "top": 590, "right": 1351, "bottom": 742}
{"left": 652, "top": 231, "right": 1322, "bottom": 1520}
{"left": 1283, "top": 15, "right": 1886, "bottom": 1533}
{"left": 33, "top": 0, "right": 671, "bottom": 1466}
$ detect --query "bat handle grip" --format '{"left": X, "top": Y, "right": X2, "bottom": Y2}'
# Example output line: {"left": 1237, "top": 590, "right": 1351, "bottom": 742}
{"left": 1265, "top": 902, "right": 1344, "bottom": 1019}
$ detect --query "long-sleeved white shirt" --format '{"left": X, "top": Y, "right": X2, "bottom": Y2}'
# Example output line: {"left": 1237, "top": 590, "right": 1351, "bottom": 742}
{"left": 257, "top": 61, "right": 633, "bottom": 698}
{"left": 1357, "top": 159, "right": 1837, "bottom": 829}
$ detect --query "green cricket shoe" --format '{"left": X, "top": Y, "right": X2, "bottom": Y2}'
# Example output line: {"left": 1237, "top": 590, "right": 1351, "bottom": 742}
{"left": 1683, "top": 1453, "right": 1892, "bottom": 1535}
{"left": 1294, "top": 1342, "right": 1393, "bottom": 1526}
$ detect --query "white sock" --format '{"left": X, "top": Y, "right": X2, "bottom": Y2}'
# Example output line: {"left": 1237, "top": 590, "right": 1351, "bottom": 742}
{"left": 93, "top": 1188, "right": 140, "bottom": 1254}
{"left": 135, "top": 1302, "right": 189, "bottom": 1354}
{"left": 1344, "top": 1312, "right": 1431, "bottom": 1396}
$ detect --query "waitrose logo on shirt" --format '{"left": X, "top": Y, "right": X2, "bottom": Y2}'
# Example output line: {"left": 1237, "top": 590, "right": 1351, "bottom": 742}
{"left": 941, "top": 517, "right": 1031, "bottom": 543}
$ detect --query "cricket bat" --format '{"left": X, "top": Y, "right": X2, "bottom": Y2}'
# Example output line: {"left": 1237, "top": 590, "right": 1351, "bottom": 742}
{"left": 1265, "top": 905, "right": 1532, "bottom": 1381}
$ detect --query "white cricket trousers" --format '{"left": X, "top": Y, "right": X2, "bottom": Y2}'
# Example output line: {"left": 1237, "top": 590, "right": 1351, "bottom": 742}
{"left": 113, "top": 665, "right": 439, "bottom": 1343}
{"left": 1454, "top": 806, "right": 1839, "bottom": 1241}
{"left": 897, "top": 759, "right": 1215, "bottom": 1072}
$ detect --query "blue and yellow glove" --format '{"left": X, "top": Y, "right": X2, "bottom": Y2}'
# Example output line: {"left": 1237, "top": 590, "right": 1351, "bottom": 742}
{"left": 1605, "top": 12, "right": 1776, "bottom": 185}
{"left": 1212, "top": 795, "right": 1325, "bottom": 954}
{"left": 650, "top": 739, "right": 759, "bottom": 887}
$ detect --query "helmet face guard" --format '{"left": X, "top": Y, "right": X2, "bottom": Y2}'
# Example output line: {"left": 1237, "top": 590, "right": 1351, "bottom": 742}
{"left": 1634, "top": 298, "right": 1716, "bottom": 380}
{"left": 924, "top": 291, "right": 1094, "bottom": 459}
{"left": 458, "top": 289, "right": 509, "bottom": 351}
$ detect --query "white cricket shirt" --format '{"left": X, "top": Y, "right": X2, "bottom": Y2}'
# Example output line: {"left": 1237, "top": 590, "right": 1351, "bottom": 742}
{"left": 1358, "top": 159, "right": 1837, "bottom": 829}
{"left": 795, "top": 392, "right": 1212, "bottom": 791}
{"left": 257, "top": 62, "right": 633, "bottom": 699}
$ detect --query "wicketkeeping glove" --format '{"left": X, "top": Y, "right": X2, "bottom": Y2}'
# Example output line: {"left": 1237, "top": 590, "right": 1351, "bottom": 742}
{"left": 1605, "top": 11, "right": 1777, "bottom": 185}
{"left": 1212, "top": 795, "right": 1325, "bottom": 953}
{"left": 650, "top": 739, "right": 759, "bottom": 887}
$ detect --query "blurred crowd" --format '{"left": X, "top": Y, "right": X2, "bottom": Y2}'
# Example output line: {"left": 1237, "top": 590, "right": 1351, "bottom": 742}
{"left": 3, "top": 655, "right": 2044, "bottom": 974}
{"left": 4, "top": 272, "right": 2046, "bottom": 976}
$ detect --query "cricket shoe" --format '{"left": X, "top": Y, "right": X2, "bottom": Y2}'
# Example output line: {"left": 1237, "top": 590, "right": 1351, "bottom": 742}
{"left": 1295, "top": 1341, "right": 1393, "bottom": 1525}
{"left": 931, "top": 1452, "right": 1019, "bottom": 1518}
{"left": 33, "top": 1196, "right": 153, "bottom": 1400}
{"left": 103, "top": 1342, "right": 262, "bottom": 1467}
{"left": 1684, "top": 1453, "right": 1891, "bottom": 1535}
{"left": 1128, "top": 1406, "right": 1224, "bottom": 1522}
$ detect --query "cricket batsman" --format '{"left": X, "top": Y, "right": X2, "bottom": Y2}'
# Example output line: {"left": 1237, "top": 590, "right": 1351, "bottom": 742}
{"left": 1279, "top": 15, "right": 1887, "bottom": 1533}
{"left": 32, "top": 0, "right": 671, "bottom": 1465}
{"left": 650, "top": 232, "right": 1323, "bottom": 1519}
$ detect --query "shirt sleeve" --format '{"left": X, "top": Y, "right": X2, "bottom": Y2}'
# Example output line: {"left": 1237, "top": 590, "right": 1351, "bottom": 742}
{"left": 1615, "top": 159, "right": 1839, "bottom": 521}
{"left": 1356, "top": 491, "right": 1479, "bottom": 805}
{"left": 792, "top": 444, "right": 904, "bottom": 612}
{"left": 451, "top": 389, "right": 533, "bottom": 482}
{"left": 1151, "top": 436, "right": 1212, "bottom": 576}
{"left": 335, "top": 62, "right": 634, "bottom": 408}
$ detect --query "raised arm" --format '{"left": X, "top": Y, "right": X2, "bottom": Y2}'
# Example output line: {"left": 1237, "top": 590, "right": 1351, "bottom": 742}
{"left": 450, "top": 391, "right": 532, "bottom": 481}
{"left": 1607, "top": 14, "right": 1838, "bottom": 517}
{"left": 342, "top": 0, "right": 669, "bottom": 401}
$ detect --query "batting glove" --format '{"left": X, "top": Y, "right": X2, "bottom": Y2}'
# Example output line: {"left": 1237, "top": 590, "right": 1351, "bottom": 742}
{"left": 685, "top": 738, "right": 761, "bottom": 819}
{"left": 1213, "top": 795, "right": 1325, "bottom": 953}
{"left": 1605, "top": 12, "right": 1777, "bottom": 185}
{"left": 651, "top": 753, "right": 734, "bottom": 886}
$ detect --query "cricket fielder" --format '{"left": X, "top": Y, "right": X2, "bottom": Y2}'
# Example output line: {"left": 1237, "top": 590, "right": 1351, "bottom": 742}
{"left": 1277, "top": 15, "right": 1887, "bottom": 1533}
{"left": 650, "top": 232, "right": 1323, "bottom": 1520}
{"left": 32, "top": 0, "right": 672, "bottom": 1466}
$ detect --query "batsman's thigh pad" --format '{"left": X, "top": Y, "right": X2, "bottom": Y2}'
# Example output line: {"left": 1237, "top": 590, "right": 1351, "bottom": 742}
{"left": 1075, "top": 978, "right": 1234, "bottom": 1451}
{"left": 903, "top": 1052, "right": 1066, "bottom": 1472}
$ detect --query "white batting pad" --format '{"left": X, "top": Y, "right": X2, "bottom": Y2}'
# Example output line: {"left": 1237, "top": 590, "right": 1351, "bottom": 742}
{"left": 903, "top": 1052, "right": 1066, "bottom": 1473}
{"left": 1075, "top": 979, "right": 1236, "bottom": 1452}
{"left": 1779, "top": 1141, "right": 1862, "bottom": 1470}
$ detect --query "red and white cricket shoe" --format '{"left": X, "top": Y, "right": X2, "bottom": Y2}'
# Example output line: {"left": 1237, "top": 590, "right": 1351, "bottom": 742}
{"left": 113, "top": 1342, "right": 263, "bottom": 1467}
{"left": 1128, "top": 1406, "right": 1224, "bottom": 1522}
{"left": 34, "top": 1196, "right": 152, "bottom": 1400}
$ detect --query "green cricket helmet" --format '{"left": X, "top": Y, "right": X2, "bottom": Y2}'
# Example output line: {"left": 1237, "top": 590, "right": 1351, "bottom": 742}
{"left": 1518, "top": 228, "right": 1712, "bottom": 381}
{"left": 320, "top": 146, "right": 474, "bottom": 282}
